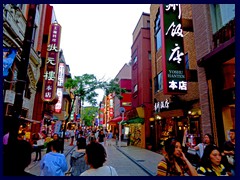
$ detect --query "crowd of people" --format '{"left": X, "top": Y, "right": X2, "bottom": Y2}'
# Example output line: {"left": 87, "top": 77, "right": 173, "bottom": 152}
{"left": 157, "top": 129, "right": 235, "bottom": 176}
{"left": 3, "top": 127, "right": 235, "bottom": 176}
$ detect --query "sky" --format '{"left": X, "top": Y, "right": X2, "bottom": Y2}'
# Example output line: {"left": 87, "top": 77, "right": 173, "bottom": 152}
{"left": 52, "top": 4, "right": 150, "bottom": 104}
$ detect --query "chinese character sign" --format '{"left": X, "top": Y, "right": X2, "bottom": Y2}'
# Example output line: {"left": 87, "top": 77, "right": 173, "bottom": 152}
{"left": 42, "top": 23, "right": 62, "bottom": 102}
{"left": 161, "top": 4, "right": 187, "bottom": 94}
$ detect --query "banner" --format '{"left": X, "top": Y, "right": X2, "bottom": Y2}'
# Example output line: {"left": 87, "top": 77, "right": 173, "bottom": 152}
{"left": 3, "top": 47, "right": 17, "bottom": 77}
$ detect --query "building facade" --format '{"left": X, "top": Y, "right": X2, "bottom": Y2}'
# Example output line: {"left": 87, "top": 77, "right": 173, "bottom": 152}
{"left": 127, "top": 13, "right": 152, "bottom": 148}
{"left": 150, "top": 4, "right": 200, "bottom": 150}
{"left": 192, "top": 4, "right": 235, "bottom": 147}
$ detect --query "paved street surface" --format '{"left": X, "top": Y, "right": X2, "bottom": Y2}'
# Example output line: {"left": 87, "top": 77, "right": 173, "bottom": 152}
{"left": 25, "top": 139, "right": 164, "bottom": 176}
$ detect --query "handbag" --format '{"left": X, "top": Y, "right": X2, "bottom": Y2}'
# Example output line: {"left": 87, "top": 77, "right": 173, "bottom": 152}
{"left": 227, "top": 155, "right": 234, "bottom": 166}
{"left": 37, "top": 139, "right": 44, "bottom": 146}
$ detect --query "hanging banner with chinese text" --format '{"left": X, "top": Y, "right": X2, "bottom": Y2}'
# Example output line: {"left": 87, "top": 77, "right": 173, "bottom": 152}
{"left": 42, "top": 23, "right": 62, "bottom": 102}
{"left": 161, "top": 4, "right": 187, "bottom": 94}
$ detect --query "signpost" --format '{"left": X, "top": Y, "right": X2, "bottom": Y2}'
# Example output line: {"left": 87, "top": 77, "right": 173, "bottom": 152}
{"left": 118, "top": 107, "right": 125, "bottom": 147}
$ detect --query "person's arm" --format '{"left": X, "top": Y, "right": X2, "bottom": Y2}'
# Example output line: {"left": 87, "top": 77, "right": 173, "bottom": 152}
{"left": 157, "top": 158, "right": 167, "bottom": 176}
{"left": 181, "top": 152, "right": 198, "bottom": 176}
{"left": 194, "top": 144, "right": 200, "bottom": 151}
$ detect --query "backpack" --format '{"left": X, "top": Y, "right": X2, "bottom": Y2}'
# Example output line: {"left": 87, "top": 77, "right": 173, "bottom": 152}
{"left": 70, "top": 151, "right": 90, "bottom": 176}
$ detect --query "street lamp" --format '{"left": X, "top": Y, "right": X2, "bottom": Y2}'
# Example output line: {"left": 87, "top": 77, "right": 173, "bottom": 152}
{"left": 118, "top": 107, "right": 125, "bottom": 148}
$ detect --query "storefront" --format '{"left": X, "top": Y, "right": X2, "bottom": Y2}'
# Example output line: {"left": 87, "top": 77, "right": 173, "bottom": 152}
{"left": 153, "top": 99, "right": 201, "bottom": 152}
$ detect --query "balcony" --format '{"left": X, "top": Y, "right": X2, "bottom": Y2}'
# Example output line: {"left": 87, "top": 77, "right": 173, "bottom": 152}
{"left": 212, "top": 18, "right": 235, "bottom": 49}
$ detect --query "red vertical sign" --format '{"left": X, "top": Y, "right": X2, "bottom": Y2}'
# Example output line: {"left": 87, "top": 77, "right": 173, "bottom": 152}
{"left": 42, "top": 23, "right": 62, "bottom": 102}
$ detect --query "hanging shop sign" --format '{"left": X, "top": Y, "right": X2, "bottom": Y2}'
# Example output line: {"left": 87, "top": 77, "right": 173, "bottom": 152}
{"left": 108, "top": 93, "right": 114, "bottom": 118}
{"left": 154, "top": 99, "right": 170, "bottom": 112}
{"left": 42, "top": 23, "right": 62, "bottom": 102}
{"left": 54, "top": 63, "right": 65, "bottom": 113}
{"left": 161, "top": 4, "right": 187, "bottom": 94}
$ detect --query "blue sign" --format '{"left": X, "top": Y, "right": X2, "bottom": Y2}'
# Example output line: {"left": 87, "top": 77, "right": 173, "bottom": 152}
{"left": 3, "top": 47, "right": 17, "bottom": 77}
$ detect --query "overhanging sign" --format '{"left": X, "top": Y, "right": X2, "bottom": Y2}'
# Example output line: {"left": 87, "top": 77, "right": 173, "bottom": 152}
{"left": 161, "top": 4, "right": 187, "bottom": 94}
{"left": 42, "top": 23, "right": 62, "bottom": 102}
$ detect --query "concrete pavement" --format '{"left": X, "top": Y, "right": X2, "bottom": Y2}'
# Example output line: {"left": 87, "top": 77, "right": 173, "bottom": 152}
{"left": 25, "top": 139, "right": 164, "bottom": 176}
{"left": 114, "top": 141, "right": 164, "bottom": 176}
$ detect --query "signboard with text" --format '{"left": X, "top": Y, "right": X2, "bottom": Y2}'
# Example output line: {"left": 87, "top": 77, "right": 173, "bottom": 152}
{"left": 161, "top": 4, "right": 187, "bottom": 94}
{"left": 42, "top": 23, "right": 62, "bottom": 101}
{"left": 55, "top": 63, "right": 65, "bottom": 113}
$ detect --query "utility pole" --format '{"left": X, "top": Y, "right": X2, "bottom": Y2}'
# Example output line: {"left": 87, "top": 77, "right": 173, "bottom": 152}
{"left": 5, "top": 4, "right": 37, "bottom": 175}
{"left": 10, "top": 3, "right": 37, "bottom": 143}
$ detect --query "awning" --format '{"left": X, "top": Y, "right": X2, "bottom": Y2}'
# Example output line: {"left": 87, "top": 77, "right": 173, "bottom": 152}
{"left": 108, "top": 116, "right": 127, "bottom": 125}
{"left": 126, "top": 117, "right": 144, "bottom": 124}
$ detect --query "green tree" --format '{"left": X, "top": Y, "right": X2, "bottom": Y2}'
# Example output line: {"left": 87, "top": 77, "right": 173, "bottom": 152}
{"left": 82, "top": 106, "right": 98, "bottom": 126}
{"left": 100, "top": 78, "right": 127, "bottom": 99}
{"left": 64, "top": 74, "right": 126, "bottom": 125}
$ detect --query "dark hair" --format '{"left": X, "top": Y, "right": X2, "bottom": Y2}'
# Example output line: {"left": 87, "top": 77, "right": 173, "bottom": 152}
{"left": 200, "top": 145, "right": 221, "bottom": 169}
{"left": 229, "top": 129, "right": 235, "bottom": 133}
{"left": 204, "top": 133, "right": 214, "bottom": 144}
{"left": 51, "top": 140, "right": 61, "bottom": 152}
{"left": 164, "top": 138, "right": 186, "bottom": 175}
{"left": 85, "top": 142, "right": 106, "bottom": 169}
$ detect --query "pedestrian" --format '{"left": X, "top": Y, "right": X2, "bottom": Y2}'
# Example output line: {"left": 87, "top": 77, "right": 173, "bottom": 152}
{"left": 32, "top": 133, "right": 42, "bottom": 162}
{"left": 69, "top": 128, "right": 75, "bottom": 146}
{"left": 222, "top": 129, "right": 235, "bottom": 176}
{"left": 77, "top": 131, "right": 87, "bottom": 150}
{"left": 68, "top": 140, "right": 90, "bottom": 176}
{"left": 157, "top": 138, "right": 198, "bottom": 176}
{"left": 192, "top": 133, "right": 215, "bottom": 159}
{"left": 80, "top": 142, "right": 118, "bottom": 176}
{"left": 115, "top": 129, "right": 119, "bottom": 146}
{"left": 40, "top": 140, "right": 68, "bottom": 176}
{"left": 197, "top": 145, "right": 229, "bottom": 176}
{"left": 88, "top": 132, "right": 96, "bottom": 144}
{"left": 4, "top": 133, "right": 34, "bottom": 176}
{"left": 106, "top": 130, "right": 113, "bottom": 146}
{"left": 46, "top": 133, "right": 63, "bottom": 153}
{"left": 98, "top": 130, "right": 106, "bottom": 146}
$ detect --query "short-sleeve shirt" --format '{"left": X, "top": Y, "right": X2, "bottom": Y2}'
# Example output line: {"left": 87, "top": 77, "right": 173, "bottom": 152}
{"left": 197, "top": 164, "right": 228, "bottom": 176}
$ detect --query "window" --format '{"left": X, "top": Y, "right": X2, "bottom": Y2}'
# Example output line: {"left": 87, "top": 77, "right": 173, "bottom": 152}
{"left": 147, "top": 20, "right": 150, "bottom": 28}
{"left": 210, "top": 4, "right": 235, "bottom": 33}
{"left": 155, "top": 9, "right": 162, "bottom": 51}
{"left": 133, "top": 84, "right": 138, "bottom": 93}
{"left": 133, "top": 56, "right": 138, "bottom": 64}
{"left": 148, "top": 51, "right": 152, "bottom": 60}
{"left": 185, "top": 53, "right": 189, "bottom": 70}
{"left": 154, "top": 72, "right": 163, "bottom": 93}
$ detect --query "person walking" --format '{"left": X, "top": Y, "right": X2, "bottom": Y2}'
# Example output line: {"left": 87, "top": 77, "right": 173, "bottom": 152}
{"left": 77, "top": 131, "right": 87, "bottom": 150}
{"left": 157, "top": 138, "right": 198, "bottom": 176}
{"left": 32, "top": 133, "right": 42, "bottom": 162}
{"left": 46, "top": 133, "right": 63, "bottom": 154}
{"left": 98, "top": 130, "right": 106, "bottom": 146}
{"left": 106, "top": 130, "right": 113, "bottom": 146}
{"left": 197, "top": 145, "right": 229, "bottom": 176}
{"left": 40, "top": 140, "right": 68, "bottom": 176}
{"left": 68, "top": 138, "right": 90, "bottom": 176}
{"left": 69, "top": 128, "right": 75, "bottom": 146}
{"left": 80, "top": 142, "right": 118, "bottom": 176}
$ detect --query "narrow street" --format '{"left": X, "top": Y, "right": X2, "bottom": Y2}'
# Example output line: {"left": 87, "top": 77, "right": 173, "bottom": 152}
{"left": 25, "top": 140, "right": 162, "bottom": 176}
